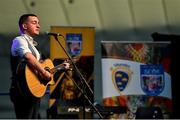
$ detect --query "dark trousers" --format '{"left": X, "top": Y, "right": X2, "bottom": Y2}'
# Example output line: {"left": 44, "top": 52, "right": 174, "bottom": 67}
{"left": 9, "top": 84, "right": 41, "bottom": 119}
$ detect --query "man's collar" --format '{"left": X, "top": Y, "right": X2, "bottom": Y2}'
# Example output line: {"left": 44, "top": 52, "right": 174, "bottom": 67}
{"left": 22, "top": 34, "right": 33, "bottom": 42}
{"left": 22, "top": 34, "right": 38, "bottom": 46}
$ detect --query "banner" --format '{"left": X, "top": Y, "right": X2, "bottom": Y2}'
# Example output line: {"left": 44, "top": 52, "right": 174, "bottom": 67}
{"left": 101, "top": 41, "right": 172, "bottom": 119}
{"left": 48, "top": 26, "right": 95, "bottom": 118}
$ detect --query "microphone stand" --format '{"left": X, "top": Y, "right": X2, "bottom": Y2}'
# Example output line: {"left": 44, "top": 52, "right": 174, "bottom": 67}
{"left": 52, "top": 35, "right": 103, "bottom": 119}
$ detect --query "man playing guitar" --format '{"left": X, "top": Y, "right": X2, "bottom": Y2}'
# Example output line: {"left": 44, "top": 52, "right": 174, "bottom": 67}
{"left": 9, "top": 14, "right": 69, "bottom": 119}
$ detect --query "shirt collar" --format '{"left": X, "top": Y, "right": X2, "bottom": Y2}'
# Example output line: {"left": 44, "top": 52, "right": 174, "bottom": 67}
{"left": 22, "top": 34, "right": 33, "bottom": 42}
{"left": 22, "top": 34, "right": 38, "bottom": 46}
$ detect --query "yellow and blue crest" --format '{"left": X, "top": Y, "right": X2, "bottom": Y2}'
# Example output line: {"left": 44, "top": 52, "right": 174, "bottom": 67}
{"left": 111, "top": 63, "right": 133, "bottom": 92}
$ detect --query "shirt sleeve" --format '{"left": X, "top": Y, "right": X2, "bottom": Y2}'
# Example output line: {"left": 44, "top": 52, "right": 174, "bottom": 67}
{"left": 11, "top": 37, "right": 32, "bottom": 58}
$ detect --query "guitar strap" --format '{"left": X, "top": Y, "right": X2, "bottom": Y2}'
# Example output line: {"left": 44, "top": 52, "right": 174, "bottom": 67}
{"left": 24, "top": 36, "right": 39, "bottom": 59}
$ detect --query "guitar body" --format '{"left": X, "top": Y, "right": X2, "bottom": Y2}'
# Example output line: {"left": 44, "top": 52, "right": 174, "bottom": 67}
{"left": 25, "top": 59, "right": 55, "bottom": 98}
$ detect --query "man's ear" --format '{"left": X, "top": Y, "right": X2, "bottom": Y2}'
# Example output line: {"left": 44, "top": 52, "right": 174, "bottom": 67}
{"left": 22, "top": 24, "right": 27, "bottom": 30}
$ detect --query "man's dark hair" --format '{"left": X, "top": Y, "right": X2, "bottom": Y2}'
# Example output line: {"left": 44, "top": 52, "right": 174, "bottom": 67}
{"left": 18, "top": 14, "right": 37, "bottom": 31}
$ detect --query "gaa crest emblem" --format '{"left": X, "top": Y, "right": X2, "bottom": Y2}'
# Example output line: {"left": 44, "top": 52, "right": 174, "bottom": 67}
{"left": 112, "top": 64, "right": 133, "bottom": 92}
{"left": 66, "top": 33, "right": 82, "bottom": 56}
{"left": 140, "top": 65, "right": 164, "bottom": 96}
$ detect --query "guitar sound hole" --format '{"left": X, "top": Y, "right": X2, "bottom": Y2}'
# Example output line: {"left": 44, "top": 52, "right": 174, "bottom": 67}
{"left": 44, "top": 67, "right": 50, "bottom": 72}
{"left": 38, "top": 67, "right": 51, "bottom": 85}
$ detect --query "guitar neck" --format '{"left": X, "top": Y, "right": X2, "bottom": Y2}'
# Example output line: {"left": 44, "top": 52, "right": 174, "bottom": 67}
{"left": 50, "top": 64, "right": 65, "bottom": 74}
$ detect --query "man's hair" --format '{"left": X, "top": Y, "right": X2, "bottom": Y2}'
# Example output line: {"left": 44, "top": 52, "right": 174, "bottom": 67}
{"left": 18, "top": 14, "right": 37, "bottom": 32}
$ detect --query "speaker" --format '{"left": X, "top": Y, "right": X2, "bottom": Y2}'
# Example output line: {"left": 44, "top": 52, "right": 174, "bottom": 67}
{"left": 47, "top": 106, "right": 93, "bottom": 119}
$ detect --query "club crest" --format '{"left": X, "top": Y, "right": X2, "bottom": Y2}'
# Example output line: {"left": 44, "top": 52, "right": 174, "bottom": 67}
{"left": 111, "top": 64, "right": 133, "bottom": 92}
{"left": 66, "top": 33, "right": 82, "bottom": 56}
{"left": 140, "top": 65, "right": 164, "bottom": 96}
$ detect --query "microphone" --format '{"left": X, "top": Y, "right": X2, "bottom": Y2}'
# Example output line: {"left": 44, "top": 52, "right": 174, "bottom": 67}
{"left": 46, "top": 32, "right": 62, "bottom": 36}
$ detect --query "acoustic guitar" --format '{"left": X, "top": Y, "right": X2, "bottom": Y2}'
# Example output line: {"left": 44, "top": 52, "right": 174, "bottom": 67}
{"left": 17, "top": 59, "right": 67, "bottom": 98}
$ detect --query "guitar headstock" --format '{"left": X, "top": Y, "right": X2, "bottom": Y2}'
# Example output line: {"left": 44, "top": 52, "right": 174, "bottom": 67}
{"left": 63, "top": 59, "right": 73, "bottom": 71}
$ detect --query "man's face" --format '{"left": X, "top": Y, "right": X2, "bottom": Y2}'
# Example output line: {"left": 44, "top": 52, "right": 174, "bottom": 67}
{"left": 23, "top": 16, "right": 40, "bottom": 36}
